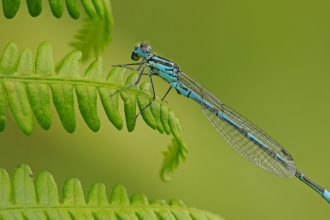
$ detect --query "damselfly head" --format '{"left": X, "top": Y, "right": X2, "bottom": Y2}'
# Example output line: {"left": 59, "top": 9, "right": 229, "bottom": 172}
{"left": 131, "top": 42, "right": 151, "bottom": 61}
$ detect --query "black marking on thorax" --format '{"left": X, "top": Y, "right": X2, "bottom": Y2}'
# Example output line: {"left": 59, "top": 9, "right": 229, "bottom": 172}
{"left": 149, "top": 55, "right": 179, "bottom": 69}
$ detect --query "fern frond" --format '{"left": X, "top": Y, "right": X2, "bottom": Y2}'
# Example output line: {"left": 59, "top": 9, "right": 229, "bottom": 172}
{"left": 0, "top": 164, "right": 224, "bottom": 220}
{"left": 0, "top": 41, "right": 187, "bottom": 180}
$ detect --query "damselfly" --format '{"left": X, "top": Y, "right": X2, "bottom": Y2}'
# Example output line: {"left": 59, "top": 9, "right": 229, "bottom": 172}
{"left": 113, "top": 42, "right": 330, "bottom": 203}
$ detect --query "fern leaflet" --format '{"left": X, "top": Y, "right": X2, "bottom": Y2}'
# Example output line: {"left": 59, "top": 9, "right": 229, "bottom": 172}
{"left": 0, "top": 41, "right": 187, "bottom": 181}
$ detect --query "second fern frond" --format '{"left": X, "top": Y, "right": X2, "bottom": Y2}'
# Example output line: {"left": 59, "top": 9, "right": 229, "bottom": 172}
{"left": 0, "top": 164, "right": 223, "bottom": 220}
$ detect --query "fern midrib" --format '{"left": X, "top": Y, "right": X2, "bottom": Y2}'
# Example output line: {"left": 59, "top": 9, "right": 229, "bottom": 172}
{"left": 0, "top": 205, "right": 198, "bottom": 213}
{"left": 0, "top": 76, "right": 165, "bottom": 104}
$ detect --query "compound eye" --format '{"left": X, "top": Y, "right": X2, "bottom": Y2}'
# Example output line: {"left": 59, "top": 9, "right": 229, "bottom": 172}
{"left": 131, "top": 52, "right": 140, "bottom": 61}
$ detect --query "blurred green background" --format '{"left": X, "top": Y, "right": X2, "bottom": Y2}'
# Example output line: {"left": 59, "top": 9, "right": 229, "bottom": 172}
{"left": 1, "top": 0, "right": 330, "bottom": 219}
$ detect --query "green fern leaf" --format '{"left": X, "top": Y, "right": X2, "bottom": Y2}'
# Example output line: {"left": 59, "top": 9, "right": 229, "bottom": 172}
{"left": 2, "top": 0, "right": 20, "bottom": 19}
{"left": 0, "top": 164, "right": 224, "bottom": 220}
{"left": 138, "top": 82, "right": 157, "bottom": 130}
{"left": 99, "top": 67, "right": 125, "bottom": 130}
{"left": 65, "top": 0, "right": 80, "bottom": 19}
{"left": 26, "top": 0, "right": 42, "bottom": 17}
{"left": 0, "top": 42, "right": 19, "bottom": 74}
{"left": 0, "top": 42, "right": 188, "bottom": 180}
{"left": 121, "top": 73, "right": 139, "bottom": 132}
{"left": 4, "top": 80, "right": 34, "bottom": 134}
{"left": 48, "top": 0, "right": 63, "bottom": 18}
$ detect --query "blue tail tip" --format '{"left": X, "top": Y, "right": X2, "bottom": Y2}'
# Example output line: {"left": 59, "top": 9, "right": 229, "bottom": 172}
{"left": 323, "top": 189, "right": 330, "bottom": 203}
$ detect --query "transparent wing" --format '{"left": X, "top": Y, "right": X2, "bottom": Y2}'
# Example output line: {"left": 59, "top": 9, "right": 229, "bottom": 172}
{"left": 179, "top": 71, "right": 296, "bottom": 177}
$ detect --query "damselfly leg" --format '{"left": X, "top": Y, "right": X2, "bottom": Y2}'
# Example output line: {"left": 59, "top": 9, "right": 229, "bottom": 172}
{"left": 112, "top": 62, "right": 144, "bottom": 71}
{"left": 161, "top": 86, "right": 173, "bottom": 101}
{"left": 110, "top": 65, "right": 146, "bottom": 97}
{"left": 134, "top": 73, "right": 157, "bottom": 124}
